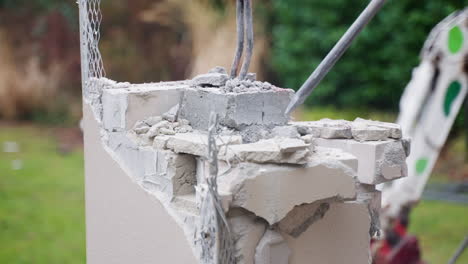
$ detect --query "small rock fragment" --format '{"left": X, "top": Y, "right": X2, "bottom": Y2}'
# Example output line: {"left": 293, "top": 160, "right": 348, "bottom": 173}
{"left": 162, "top": 104, "right": 180, "bottom": 122}
{"left": 193, "top": 73, "right": 229, "bottom": 87}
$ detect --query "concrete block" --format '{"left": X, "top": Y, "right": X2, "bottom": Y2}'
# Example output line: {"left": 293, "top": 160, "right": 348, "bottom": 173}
{"left": 254, "top": 230, "right": 291, "bottom": 264}
{"left": 154, "top": 150, "right": 197, "bottom": 196}
{"left": 220, "top": 147, "right": 357, "bottom": 224}
{"left": 101, "top": 83, "right": 184, "bottom": 132}
{"left": 315, "top": 138, "right": 407, "bottom": 184}
{"left": 290, "top": 119, "right": 352, "bottom": 139}
{"left": 179, "top": 88, "right": 294, "bottom": 130}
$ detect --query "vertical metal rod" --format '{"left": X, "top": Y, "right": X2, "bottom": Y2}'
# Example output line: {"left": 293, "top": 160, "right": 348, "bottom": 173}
{"left": 239, "top": 0, "right": 254, "bottom": 80}
{"left": 230, "top": 0, "right": 245, "bottom": 78}
{"left": 285, "top": 0, "right": 387, "bottom": 115}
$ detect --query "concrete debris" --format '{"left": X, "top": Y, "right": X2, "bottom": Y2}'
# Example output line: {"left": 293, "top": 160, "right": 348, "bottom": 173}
{"left": 290, "top": 119, "right": 352, "bottom": 139}
{"left": 162, "top": 104, "right": 180, "bottom": 122}
{"left": 292, "top": 118, "right": 402, "bottom": 142}
{"left": 320, "top": 119, "right": 353, "bottom": 139}
{"left": 165, "top": 132, "right": 243, "bottom": 157}
{"left": 220, "top": 138, "right": 310, "bottom": 165}
{"left": 239, "top": 125, "right": 270, "bottom": 143}
{"left": 314, "top": 138, "right": 407, "bottom": 184}
{"left": 351, "top": 122, "right": 390, "bottom": 142}
{"left": 254, "top": 230, "right": 291, "bottom": 264}
{"left": 354, "top": 118, "right": 402, "bottom": 139}
{"left": 223, "top": 78, "right": 278, "bottom": 93}
{"left": 221, "top": 148, "right": 357, "bottom": 224}
{"left": 277, "top": 201, "right": 330, "bottom": 238}
{"left": 133, "top": 115, "right": 193, "bottom": 139}
{"left": 228, "top": 209, "right": 267, "bottom": 264}
{"left": 270, "top": 126, "right": 300, "bottom": 139}
{"left": 192, "top": 72, "right": 229, "bottom": 87}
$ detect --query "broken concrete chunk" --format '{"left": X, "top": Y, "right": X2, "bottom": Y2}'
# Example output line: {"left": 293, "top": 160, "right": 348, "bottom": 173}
{"left": 228, "top": 210, "right": 267, "bottom": 264}
{"left": 320, "top": 119, "right": 353, "bottom": 139}
{"left": 277, "top": 138, "right": 310, "bottom": 153}
{"left": 290, "top": 119, "right": 352, "bottom": 139}
{"left": 351, "top": 122, "right": 390, "bottom": 142}
{"left": 162, "top": 104, "right": 180, "bottom": 122}
{"left": 166, "top": 132, "right": 242, "bottom": 157}
{"left": 220, "top": 138, "right": 310, "bottom": 165}
{"left": 254, "top": 230, "right": 291, "bottom": 264}
{"left": 271, "top": 126, "right": 300, "bottom": 139}
{"left": 246, "top": 73, "right": 257, "bottom": 82}
{"left": 219, "top": 148, "right": 357, "bottom": 224}
{"left": 192, "top": 73, "right": 229, "bottom": 87}
{"left": 354, "top": 118, "right": 402, "bottom": 139}
{"left": 146, "top": 120, "right": 170, "bottom": 138}
{"left": 277, "top": 201, "right": 330, "bottom": 238}
{"left": 208, "top": 66, "right": 227, "bottom": 75}
{"left": 145, "top": 150, "right": 197, "bottom": 197}
{"left": 153, "top": 136, "right": 170, "bottom": 149}
{"left": 314, "top": 138, "right": 407, "bottom": 184}
{"left": 133, "top": 126, "right": 150, "bottom": 135}
{"left": 145, "top": 116, "right": 163, "bottom": 126}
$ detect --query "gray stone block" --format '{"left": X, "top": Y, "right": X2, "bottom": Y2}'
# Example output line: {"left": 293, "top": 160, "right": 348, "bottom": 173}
{"left": 179, "top": 88, "right": 294, "bottom": 130}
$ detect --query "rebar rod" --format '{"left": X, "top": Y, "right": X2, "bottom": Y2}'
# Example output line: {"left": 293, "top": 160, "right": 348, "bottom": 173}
{"left": 230, "top": 0, "right": 245, "bottom": 78}
{"left": 239, "top": 0, "right": 254, "bottom": 80}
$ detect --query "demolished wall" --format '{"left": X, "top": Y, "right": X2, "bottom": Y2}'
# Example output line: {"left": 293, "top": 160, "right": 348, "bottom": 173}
{"left": 82, "top": 68, "right": 409, "bottom": 264}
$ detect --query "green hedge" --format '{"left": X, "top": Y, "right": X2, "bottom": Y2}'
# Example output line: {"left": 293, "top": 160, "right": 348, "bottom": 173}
{"left": 269, "top": 0, "right": 466, "bottom": 110}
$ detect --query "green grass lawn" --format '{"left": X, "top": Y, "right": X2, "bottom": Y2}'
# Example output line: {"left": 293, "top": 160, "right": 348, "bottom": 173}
{"left": 0, "top": 125, "right": 85, "bottom": 264}
{"left": 0, "top": 119, "right": 466, "bottom": 263}
{"left": 411, "top": 201, "right": 468, "bottom": 264}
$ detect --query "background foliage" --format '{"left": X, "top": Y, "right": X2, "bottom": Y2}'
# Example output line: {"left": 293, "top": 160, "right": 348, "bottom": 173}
{"left": 269, "top": 0, "right": 467, "bottom": 110}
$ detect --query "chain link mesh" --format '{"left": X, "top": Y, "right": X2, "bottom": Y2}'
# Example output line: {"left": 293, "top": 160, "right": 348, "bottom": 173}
{"left": 78, "top": 0, "right": 105, "bottom": 85}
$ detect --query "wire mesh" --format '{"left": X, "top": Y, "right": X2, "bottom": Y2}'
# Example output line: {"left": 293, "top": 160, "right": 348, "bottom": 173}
{"left": 78, "top": 0, "right": 105, "bottom": 86}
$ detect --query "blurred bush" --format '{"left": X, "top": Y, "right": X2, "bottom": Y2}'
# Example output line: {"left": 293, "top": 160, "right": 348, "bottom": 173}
{"left": 269, "top": 0, "right": 466, "bottom": 111}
